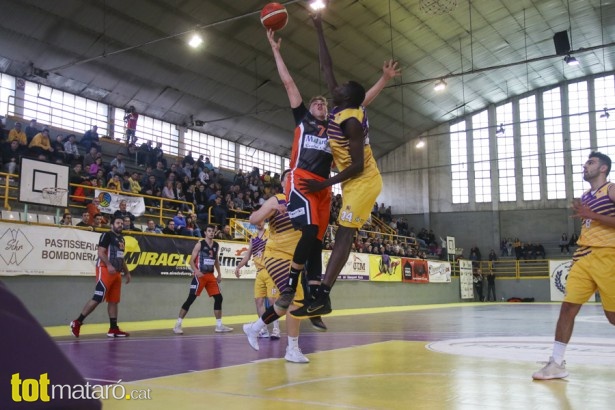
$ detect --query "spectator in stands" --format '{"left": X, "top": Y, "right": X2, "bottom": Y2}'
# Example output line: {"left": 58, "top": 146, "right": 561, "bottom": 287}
{"left": 216, "top": 224, "right": 233, "bottom": 241}
{"left": 92, "top": 213, "right": 105, "bottom": 230}
{"left": 194, "top": 184, "right": 208, "bottom": 212}
{"left": 28, "top": 128, "right": 53, "bottom": 159}
{"left": 384, "top": 206, "right": 392, "bottom": 223}
{"left": 107, "top": 174, "right": 121, "bottom": 191}
{"left": 8, "top": 122, "right": 27, "bottom": 147}
{"left": 144, "top": 219, "right": 162, "bottom": 234}
{"left": 152, "top": 143, "right": 166, "bottom": 169}
{"left": 136, "top": 140, "right": 152, "bottom": 167}
{"left": 203, "top": 157, "right": 215, "bottom": 173}
{"left": 63, "top": 134, "right": 81, "bottom": 164}
{"left": 76, "top": 212, "right": 91, "bottom": 227}
{"left": 535, "top": 242, "right": 546, "bottom": 259}
{"left": 81, "top": 125, "right": 101, "bottom": 152}
{"left": 488, "top": 249, "right": 497, "bottom": 268}
{"left": 113, "top": 200, "right": 136, "bottom": 229}
{"left": 83, "top": 147, "right": 98, "bottom": 169}
{"left": 172, "top": 210, "right": 190, "bottom": 235}
{"left": 87, "top": 198, "right": 108, "bottom": 226}
{"left": 129, "top": 172, "right": 141, "bottom": 194}
{"left": 162, "top": 220, "right": 178, "bottom": 235}
{"left": 120, "top": 173, "right": 132, "bottom": 193}
{"left": 187, "top": 213, "right": 201, "bottom": 237}
{"left": 182, "top": 151, "right": 195, "bottom": 168}
{"left": 560, "top": 233, "right": 570, "bottom": 254}
{"left": 152, "top": 161, "right": 167, "bottom": 187}
{"left": 110, "top": 152, "right": 126, "bottom": 175}
{"left": 569, "top": 233, "right": 578, "bottom": 248}
{"left": 473, "top": 269, "right": 484, "bottom": 302}
{"left": 106, "top": 165, "right": 119, "bottom": 182}
{"left": 123, "top": 106, "right": 138, "bottom": 144}
{"left": 25, "top": 119, "right": 39, "bottom": 144}
{"left": 162, "top": 180, "right": 177, "bottom": 206}
{"left": 51, "top": 135, "right": 67, "bottom": 163}
{"left": 485, "top": 269, "right": 496, "bottom": 302}
{"left": 60, "top": 213, "right": 73, "bottom": 226}
{"left": 123, "top": 216, "right": 141, "bottom": 232}
{"left": 88, "top": 157, "right": 103, "bottom": 177}
{"left": 2, "top": 140, "right": 23, "bottom": 174}
{"left": 141, "top": 175, "right": 160, "bottom": 209}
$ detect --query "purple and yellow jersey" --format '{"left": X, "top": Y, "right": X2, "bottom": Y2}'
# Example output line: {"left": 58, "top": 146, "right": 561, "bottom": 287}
{"left": 250, "top": 229, "right": 268, "bottom": 271}
{"left": 327, "top": 106, "right": 380, "bottom": 179}
{"left": 263, "top": 194, "right": 301, "bottom": 260}
{"left": 577, "top": 182, "right": 615, "bottom": 248}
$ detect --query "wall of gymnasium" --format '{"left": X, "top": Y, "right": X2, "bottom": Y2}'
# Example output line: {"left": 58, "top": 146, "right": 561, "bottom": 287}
{"left": 376, "top": 122, "right": 582, "bottom": 255}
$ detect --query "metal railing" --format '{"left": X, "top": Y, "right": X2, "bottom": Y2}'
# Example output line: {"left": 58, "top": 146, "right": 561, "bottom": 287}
{"left": 0, "top": 172, "right": 18, "bottom": 210}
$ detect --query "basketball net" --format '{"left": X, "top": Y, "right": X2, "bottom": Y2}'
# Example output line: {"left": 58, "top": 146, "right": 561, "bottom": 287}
{"left": 419, "top": 0, "right": 458, "bottom": 15}
{"left": 42, "top": 187, "right": 68, "bottom": 207}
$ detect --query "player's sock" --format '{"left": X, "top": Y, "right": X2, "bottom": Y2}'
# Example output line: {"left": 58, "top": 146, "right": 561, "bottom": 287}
{"left": 552, "top": 341, "right": 567, "bottom": 365}
{"left": 77, "top": 314, "right": 86, "bottom": 323}
{"left": 288, "top": 336, "right": 299, "bottom": 349}
{"left": 110, "top": 318, "right": 118, "bottom": 329}
{"left": 309, "top": 284, "right": 320, "bottom": 299}
{"left": 216, "top": 319, "right": 222, "bottom": 327}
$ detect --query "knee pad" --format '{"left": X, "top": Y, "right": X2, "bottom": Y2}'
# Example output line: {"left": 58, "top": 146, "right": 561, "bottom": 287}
{"left": 181, "top": 294, "right": 197, "bottom": 311}
{"left": 213, "top": 294, "right": 223, "bottom": 310}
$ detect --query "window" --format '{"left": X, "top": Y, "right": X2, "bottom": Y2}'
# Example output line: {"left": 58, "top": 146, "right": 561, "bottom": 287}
{"left": 543, "top": 88, "right": 565, "bottom": 199}
{"left": 595, "top": 75, "right": 615, "bottom": 160}
{"left": 450, "top": 121, "right": 469, "bottom": 204}
{"left": 239, "top": 145, "right": 283, "bottom": 177}
{"left": 496, "top": 103, "right": 515, "bottom": 201}
{"left": 184, "top": 129, "right": 236, "bottom": 170}
{"left": 519, "top": 95, "right": 540, "bottom": 200}
{"left": 568, "top": 81, "right": 591, "bottom": 198}
{"left": 471, "top": 110, "right": 491, "bottom": 202}
{"left": 113, "top": 108, "right": 178, "bottom": 156}
{"left": 24, "top": 82, "right": 108, "bottom": 135}
{"left": 0, "top": 73, "right": 15, "bottom": 118}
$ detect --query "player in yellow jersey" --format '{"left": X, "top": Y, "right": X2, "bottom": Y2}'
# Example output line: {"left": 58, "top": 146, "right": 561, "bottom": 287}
{"left": 242, "top": 170, "right": 310, "bottom": 363}
{"left": 534, "top": 152, "right": 615, "bottom": 380}
{"left": 292, "top": 14, "right": 400, "bottom": 318}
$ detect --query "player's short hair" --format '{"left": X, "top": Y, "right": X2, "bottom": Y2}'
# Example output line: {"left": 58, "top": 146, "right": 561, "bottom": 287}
{"left": 589, "top": 151, "right": 612, "bottom": 176}
{"left": 308, "top": 96, "right": 328, "bottom": 108}
{"left": 205, "top": 224, "right": 216, "bottom": 231}
{"left": 345, "top": 81, "right": 366, "bottom": 107}
{"left": 111, "top": 215, "right": 124, "bottom": 224}
{"left": 281, "top": 169, "right": 291, "bottom": 182}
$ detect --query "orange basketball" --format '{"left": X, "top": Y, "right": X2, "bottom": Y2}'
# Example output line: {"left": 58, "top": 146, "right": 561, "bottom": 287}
{"left": 260, "top": 2, "right": 288, "bottom": 31}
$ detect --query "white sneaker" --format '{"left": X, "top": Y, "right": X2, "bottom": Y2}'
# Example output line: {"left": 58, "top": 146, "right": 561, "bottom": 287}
{"left": 258, "top": 327, "right": 270, "bottom": 338}
{"left": 215, "top": 324, "right": 233, "bottom": 333}
{"left": 173, "top": 323, "right": 183, "bottom": 334}
{"left": 243, "top": 323, "right": 260, "bottom": 351}
{"left": 270, "top": 327, "right": 281, "bottom": 340}
{"left": 285, "top": 346, "right": 309, "bottom": 363}
{"left": 532, "top": 357, "right": 568, "bottom": 380}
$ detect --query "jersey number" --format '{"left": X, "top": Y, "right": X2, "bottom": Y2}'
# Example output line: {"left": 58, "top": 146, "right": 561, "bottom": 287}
{"left": 340, "top": 211, "right": 353, "bottom": 222}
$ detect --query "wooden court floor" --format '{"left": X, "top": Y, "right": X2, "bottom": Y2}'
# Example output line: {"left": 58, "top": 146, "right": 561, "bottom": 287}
{"left": 51, "top": 303, "right": 615, "bottom": 409}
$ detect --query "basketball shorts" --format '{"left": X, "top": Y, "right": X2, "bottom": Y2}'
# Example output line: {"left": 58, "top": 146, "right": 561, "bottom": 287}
{"left": 93, "top": 266, "right": 122, "bottom": 303}
{"left": 190, "top": 272, "right": 221, "bottom": 297}
{"left": 565, "top": 247, "right": 615, "bottom": 311}
{"left": 254, "top": 268, "right": 278, "bottom": 299}
{"left": 286, "top": 168, "right": 332, "bottom": 241}
{"left": 263, "top": 256, "right": 304, "bottom": 307}
{"left": 338, "top": 172, "right": 383, "bottom": 228}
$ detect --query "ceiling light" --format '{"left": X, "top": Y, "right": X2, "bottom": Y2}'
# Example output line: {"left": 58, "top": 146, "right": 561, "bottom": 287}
{"left": 434, "top": 79, "right": 447, "bottom": 92}
{"left": 564, "top": 55, "right": 579, "bottom": 66}
{"left": 496, "top": 123, "right": 505, "bottom": 136}
{"left": 310, "top": 0, "right": 327, "bottom": 11}
{"left": 188, "top": 33, "right": 203, "bottom": 48}
{"left": 416, "top": 139, "right": 425, "bottom": 148}
{"left": 600, "top": 108, "right": 610, "bottom": 119}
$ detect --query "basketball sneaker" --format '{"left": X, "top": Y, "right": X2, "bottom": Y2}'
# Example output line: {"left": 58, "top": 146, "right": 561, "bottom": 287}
{"left": 270, "top": 327, "right": 281, "bottom": 340}
{"left": 215, "top": 324, "right": 233, "bottom": 333}
{"left": 173, "top": 323, "right": 183, "bottom": 334}
{"left": 309, "top": 316, "right": 328, "bottom": 332}
{"left": 107, "top": 328, "right": 129, "bottom": 338}
{"left": 285, "top": 346, "right": 309, "bottom": 363}
{"left": 70, "top": 320, "right": 81, "bottom": 338}
{"left": 532, "top": 357, "right": 568, "bottom": 380}
{"left": 291, "top": 294, "right": 332, "bottom": 318}
{"left": 258, "top": 327, "right": 270, "bottom": 338}
{"left": 243, "top": 323, "right": 260, "bottom": 351}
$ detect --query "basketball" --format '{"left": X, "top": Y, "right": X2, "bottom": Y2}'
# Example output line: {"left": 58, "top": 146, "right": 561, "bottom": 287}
{"left": 260, "top": 2, "right": 288, "bottom": 31}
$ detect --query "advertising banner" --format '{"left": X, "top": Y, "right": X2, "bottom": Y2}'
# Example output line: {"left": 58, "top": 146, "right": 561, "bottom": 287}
{"left": 369, "top": 254, "right": 402, "bottom": 282}
{"left": 401, "top": 258, "right": 429, "bottom": 283}
{"left": 459, "top": 259, "right": 474, "bottom": 299}
{"left": 428, "top": 260, "right": 452, "bottom": 283}
{"left": 322, "top": 251, "right": 370, "bottom": 281}
{"left": 0, "top": 223, "right": 98, "bottom": 276}
{"left": 95, "top": 189, "right": 146, "bottom": 216}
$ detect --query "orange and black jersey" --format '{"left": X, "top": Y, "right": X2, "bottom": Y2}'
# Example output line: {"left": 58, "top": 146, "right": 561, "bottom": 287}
{"left": 290, "top": 103, "right": 333, "bottom": 179}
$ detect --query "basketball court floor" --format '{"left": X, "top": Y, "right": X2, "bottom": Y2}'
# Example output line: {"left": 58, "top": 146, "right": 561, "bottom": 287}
{"left": 49, "top": 303, "right": 615, "bottom": 409}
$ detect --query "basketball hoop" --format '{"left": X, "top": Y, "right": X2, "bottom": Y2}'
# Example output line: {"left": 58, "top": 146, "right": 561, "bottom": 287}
{"left": 419, "top": 0, "right": 458, "bottom": 15}
{"left": 41, "top": 187, "right": 68, "bottom": 207}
